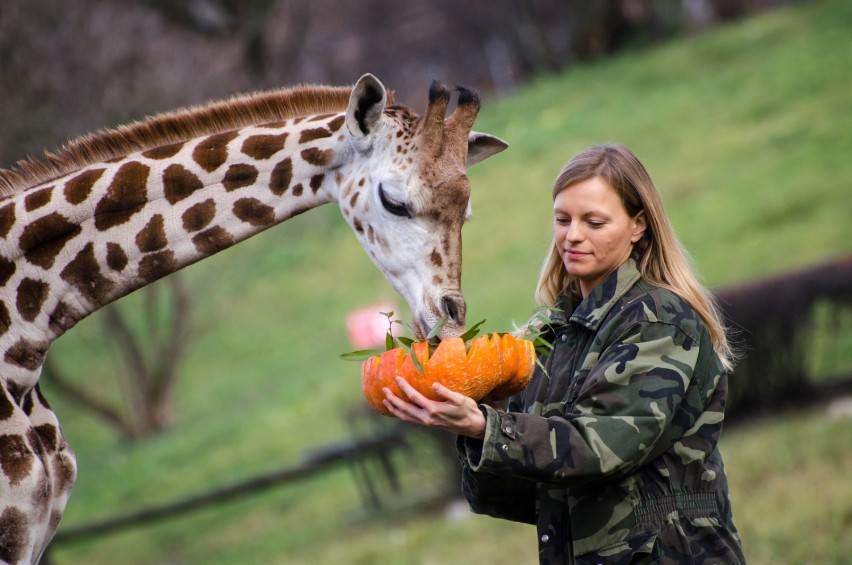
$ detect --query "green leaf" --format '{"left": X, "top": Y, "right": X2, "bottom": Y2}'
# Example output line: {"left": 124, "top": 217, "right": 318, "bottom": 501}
{"left": 426, "top": 314, "right": 449, "bottom": 340}
{"left": 393, "top": 319, "right": 416, "bottom": 335}
{"left": 385, "top": 332, "right": 395, "bottom": 351}
{"left": 410, "top": 348, "right": 425, "bottom": 373}
{"left": 458, "top": 319, "right": 486, "bottom": 343}
{"left": 397, "top": 336, "right": 415, "bottom": 348}
{"left": 339, "top": 349, "right": 383, "bottom": 361}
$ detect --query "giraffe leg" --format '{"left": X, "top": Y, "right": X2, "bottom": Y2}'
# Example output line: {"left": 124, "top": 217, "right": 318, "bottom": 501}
{"left": 0, "top": 383, "right": 76, "bottom": 564}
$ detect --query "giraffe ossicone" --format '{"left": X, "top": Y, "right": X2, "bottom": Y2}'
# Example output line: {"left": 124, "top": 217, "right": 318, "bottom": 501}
{"left": 0, "top": 73, "right": 506, "bottom": 563}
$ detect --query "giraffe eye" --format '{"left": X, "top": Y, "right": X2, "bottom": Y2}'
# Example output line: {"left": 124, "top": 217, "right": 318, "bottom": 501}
{"left": 379, "top": 184, "right": 411, "bottom": 218}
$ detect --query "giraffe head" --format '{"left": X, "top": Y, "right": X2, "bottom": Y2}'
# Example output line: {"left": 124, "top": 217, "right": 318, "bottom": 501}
{"left": 339, "top": 74, "right": 507, "bottom": 339}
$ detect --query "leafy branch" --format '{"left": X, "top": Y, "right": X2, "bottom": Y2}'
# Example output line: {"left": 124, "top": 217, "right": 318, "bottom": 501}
{"left": 340, "top": 306, "right": 560, "bottom": 374}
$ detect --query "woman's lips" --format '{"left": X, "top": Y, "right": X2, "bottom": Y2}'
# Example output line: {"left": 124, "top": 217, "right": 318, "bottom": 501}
{"left": 565, "top": 250, "right": 590, "bottom": 260}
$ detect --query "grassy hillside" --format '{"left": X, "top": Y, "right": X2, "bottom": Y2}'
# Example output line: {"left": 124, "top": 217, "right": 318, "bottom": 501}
{"left": 47, "top": 0, "right": 851, "bottom": 563}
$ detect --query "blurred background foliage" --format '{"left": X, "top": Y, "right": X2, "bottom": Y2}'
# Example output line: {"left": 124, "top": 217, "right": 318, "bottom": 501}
{"left": 1, "top": 0, "right": 850, "bottom": 563}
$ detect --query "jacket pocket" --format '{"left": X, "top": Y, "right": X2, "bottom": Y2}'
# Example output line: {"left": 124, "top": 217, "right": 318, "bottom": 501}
{"left": 575, "top": 530, "right": 658, "bottom": 565}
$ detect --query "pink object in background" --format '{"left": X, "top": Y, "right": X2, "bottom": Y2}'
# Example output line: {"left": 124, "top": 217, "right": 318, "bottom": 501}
{"left": 346, "top": 302, "right": 397, "bottom": 349}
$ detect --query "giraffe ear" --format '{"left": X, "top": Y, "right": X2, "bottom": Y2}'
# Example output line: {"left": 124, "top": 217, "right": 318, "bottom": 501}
{"left": 346, "top": 73, "right": 388, "bottom": 146}
{"left": 466, "top": 132, "right": 509, "bottom": 168}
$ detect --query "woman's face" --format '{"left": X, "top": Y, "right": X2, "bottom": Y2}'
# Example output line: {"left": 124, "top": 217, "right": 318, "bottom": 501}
{"left": 553, "top": 176, "right": 646, "bottom": 297}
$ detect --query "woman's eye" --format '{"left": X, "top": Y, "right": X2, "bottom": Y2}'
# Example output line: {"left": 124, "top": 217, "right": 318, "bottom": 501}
{"left": 555, "top": 217, "right": 570, "bottom": 225}
{"left": 588, "top": 221, "right": 605, "bottom": 229}
{"left": 379, "top": 184, "right": 411, "bottom": 218}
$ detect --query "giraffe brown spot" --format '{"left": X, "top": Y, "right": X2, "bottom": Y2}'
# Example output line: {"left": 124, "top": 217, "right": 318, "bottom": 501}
{"left": 0, "top": 203, "right": 15, "bottom": 238}
{"left": 48, "top": 301, "right": 77, "bottom": 335}
{"left": 0, "top": 389, "right": 13, "bottom": 421}
{"left": 163, "top": 163, "right": 203, "bottom": 205}
{"left": 6, "top": 378, "right": 28, "bottom": 406}
{"left": 349, "top": 192, "right": 359, "bottom": 208}
{"left": 442, "top": 233, "right": 452, "bottom": 253}
{"left": 327, "top": 115, "right": 345, "bottom": 132}
{"left": 300, "top": 147, "right": 333, "bottom": 167}
{"left": 142, "top": 141, "right": 184, "bottom": 160}
{"left": 307, "top": 113, "right": 335, "bottom": 122}
{"left": 192, "top": 226, "right": 234, "bottom": 255}
{"left": 260, "top": 120, "right": 287, "bottom": 129}
{"left": 367, "top": 225, "right": 374, "bottom": 244}
{"left": 269, "top": 158, "right": 292, "bottom": 195}
{"left": 64, "top": 168, "right": 106, "bottom": 204}
{"left": 353, "top": 218, "right": 364, "bottom": 235}
{"left": 430, "top": 249, "right": 443, "bottom": 267}
{"left": 94, "top": 161, "right": 150, "bottom": 231}
{"left": 241, "top": 133, "right": 288, "bottom": 160}
{"left": 135, "top": 214, "right": 168, "bottom": 253}
{"left": 0, "top": 258, "right": 15, "bottom": 286}
{"left": 33, "top": 424, "right": 58, "bottom": 453}
{"left": 19, "top": 213, "right": 82, "bottom": 270}
{"left": 33, "top": 385, "right": 52, "bottom": 412}
{"left": 60, "top": 242, "right": 115, "bottom": 306}
{"left": 0, "top": 301, "right": 9, "bottom": 338}
{"left": 298, "top": 127, "right": 332, "bottom": 144}
{"left": 310, "top": 174, "right": 325, "bottom": 194}
{"left": 233, "top": 198, "right": 275, "bottom": 227}
{"left": 433, "top": 275, "right": 443, "bottom": 284}
{"left": 182, "top": 199, "right": 216, "bottom": 232}
{"left": 293, "top": 117, "right": 306, "bottom": 125}
{"left": 292, "top": 183, "right": 304, "bottom": 197}
{"left": 106, "top": 242, "right": 128, "bottom": 271}
{"left": 0, "top": 506, "right": 29, "bottom": 563}
{"left": 25, "top": 429, "right": 45, "bottom": 460}
{"left": 138, "top": 250, "right": 177, "bottom": 283}
{"left": 4, "top": 339, "right": 48, "bottom": 372}
{"left": 24, "top": 187, "right": 53, "bottom": 212}
{"left": 16, "top": 278, "right": 49, "bottom": 323}
{"left": 223, "top": 163, "right": 258, "bottom": 192}
{"left": 53, "top": 452, "right": 77, "bottom": 496}
{"left": 0, "top": 434, "right": 34, "bottom": 486}
{"left": 30, "top": 471, "right": 52, "bottom": 520}
{"left": 193, "top": 131, "right": 238, "bottom": 172}
{"left": 49, "top": 510, "right": 63, "bottom": 536}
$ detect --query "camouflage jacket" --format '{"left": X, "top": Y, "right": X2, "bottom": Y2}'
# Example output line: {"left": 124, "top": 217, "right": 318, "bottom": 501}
{"left": 457, "top": 259, "right": 745, "bottom": 564}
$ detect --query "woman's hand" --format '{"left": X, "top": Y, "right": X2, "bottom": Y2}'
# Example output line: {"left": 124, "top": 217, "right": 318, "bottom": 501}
{"left": 383, "top": 377, "right": 486, "bottom": 439}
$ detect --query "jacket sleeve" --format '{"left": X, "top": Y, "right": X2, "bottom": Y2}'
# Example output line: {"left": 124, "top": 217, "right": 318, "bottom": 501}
{"left": 463, "top": 319, "right": 706, "bottom": 488}
{"left": 456, "top": 434, "right": 537, "bottom": 524}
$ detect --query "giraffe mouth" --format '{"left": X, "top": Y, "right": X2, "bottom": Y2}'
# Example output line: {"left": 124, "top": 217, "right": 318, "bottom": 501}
{"left": 414, "top": 313, "right": 464, "bottom": 342}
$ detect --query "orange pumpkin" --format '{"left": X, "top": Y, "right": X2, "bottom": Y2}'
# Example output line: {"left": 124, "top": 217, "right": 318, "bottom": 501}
{"left": 361, "top": 333, "right": 536, "bottom": 416}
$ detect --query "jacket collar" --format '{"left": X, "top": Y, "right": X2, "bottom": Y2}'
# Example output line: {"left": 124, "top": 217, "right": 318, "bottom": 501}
{"left": 556, "top": 258, "right": 643, "bottom": 331}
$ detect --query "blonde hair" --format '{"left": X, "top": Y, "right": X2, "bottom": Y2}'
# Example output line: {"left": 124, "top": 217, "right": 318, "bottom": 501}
{"left": 534, "top": 144, "right": 735, "bottom": 371}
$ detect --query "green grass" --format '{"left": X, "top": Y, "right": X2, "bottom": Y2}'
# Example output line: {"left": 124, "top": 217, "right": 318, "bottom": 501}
{"left": 45, "top": 0, "right": 851, "bottom": 562}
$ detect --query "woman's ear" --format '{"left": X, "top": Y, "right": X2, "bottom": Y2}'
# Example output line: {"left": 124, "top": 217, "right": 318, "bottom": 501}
{"left": 631, "top": 211, "right": 648, "bottom": 243}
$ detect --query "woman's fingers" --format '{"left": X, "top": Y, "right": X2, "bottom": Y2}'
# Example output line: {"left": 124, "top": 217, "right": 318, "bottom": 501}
{"left": 431, "top": 381, "right": 465, "bottom": 404}
{"left": 382, "top": 377, "right": 486, "bottom": 438}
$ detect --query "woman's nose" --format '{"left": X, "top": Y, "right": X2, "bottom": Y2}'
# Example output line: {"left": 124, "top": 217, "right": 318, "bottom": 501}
{"left": 564, "top": 222, "right": 582, "bottom": 242}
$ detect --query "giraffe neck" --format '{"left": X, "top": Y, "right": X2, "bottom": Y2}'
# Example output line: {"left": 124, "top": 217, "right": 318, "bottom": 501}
{"left": 0, "top": 112, "right": 352, "bottom": 389}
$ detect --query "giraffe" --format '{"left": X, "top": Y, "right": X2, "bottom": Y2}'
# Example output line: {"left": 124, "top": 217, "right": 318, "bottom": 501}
{"left": 0, "top": 73, "right": 507, "bottom": 563}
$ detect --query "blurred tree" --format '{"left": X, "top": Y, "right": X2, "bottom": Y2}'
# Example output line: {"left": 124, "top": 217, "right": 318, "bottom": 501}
{"left": 41, "top": 275, "right": 193, "bottom": 440}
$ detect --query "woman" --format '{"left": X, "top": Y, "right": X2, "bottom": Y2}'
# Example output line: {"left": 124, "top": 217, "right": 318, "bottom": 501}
{"left": 383, "top": 144, "right": 746, "bottom": 564}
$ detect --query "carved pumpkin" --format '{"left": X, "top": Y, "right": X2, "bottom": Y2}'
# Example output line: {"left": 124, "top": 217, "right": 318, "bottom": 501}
{"left": 360, "top": 333, "right": 536, "bottom": 416}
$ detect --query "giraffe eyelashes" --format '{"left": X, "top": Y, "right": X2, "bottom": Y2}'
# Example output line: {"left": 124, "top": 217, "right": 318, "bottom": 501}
{"left": 378, "top": 183, "right": 411, "bottom": 218}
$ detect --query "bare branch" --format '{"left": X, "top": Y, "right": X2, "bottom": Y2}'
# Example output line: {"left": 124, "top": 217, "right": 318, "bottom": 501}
{"left": 41, "top": 358, "right": 137, "bottom": 438}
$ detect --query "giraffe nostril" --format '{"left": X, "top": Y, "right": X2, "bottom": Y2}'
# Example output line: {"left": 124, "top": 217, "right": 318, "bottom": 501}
{"left": 441, "top": 295, "right": 466, "bottom": 325}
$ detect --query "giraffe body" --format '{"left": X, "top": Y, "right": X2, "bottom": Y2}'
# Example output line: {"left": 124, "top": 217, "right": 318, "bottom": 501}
{"left": 0, "top": 74, "right": 506, "bottom": 562}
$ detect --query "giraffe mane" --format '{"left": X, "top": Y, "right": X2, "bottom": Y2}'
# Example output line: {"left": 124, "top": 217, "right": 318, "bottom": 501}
{"left": 0, "top": 83, "right": 392, "bottom": 197}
